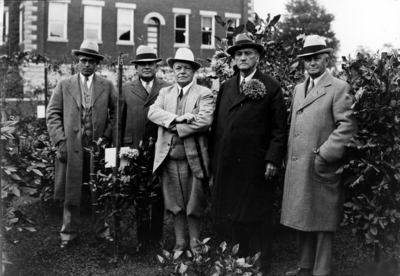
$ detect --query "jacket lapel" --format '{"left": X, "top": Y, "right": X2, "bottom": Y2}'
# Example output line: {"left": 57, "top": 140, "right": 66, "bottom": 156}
{"left": 131, "top": 79, "right": 148, "bottom": 101}
{"left": 184, "top": 83, "right": 199, "bottom": 112}
{"left": 167, "top": 84, "right": 179, "bottom": 113}
{"left": 92, "top": 74, "right": 105, "bottom": 105}
{"left": 67, "top": 74, "right": 81, "bottom": 108}
{"left": 299, "top": 73, "right": 332, "bottom": 110}
{"left": 227, "top": 74, "right": 240, "bottom": 105}
{"left": 145, "top": 77, "right": 162, "bottom": 106}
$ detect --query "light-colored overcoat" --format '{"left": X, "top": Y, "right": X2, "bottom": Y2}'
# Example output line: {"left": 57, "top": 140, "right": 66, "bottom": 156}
{"left": 46, "top": 74, "right": 117, "bottom": 205}
{"left": 148, "top": 82, "right": 214, "bottom": 179}
{"left": 281, "top": 72, "right": 358, "bottom": 231}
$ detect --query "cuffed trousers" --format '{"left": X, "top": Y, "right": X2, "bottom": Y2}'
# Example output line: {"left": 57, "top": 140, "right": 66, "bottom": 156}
{"left": 297, "top": 231, "right": 334, "bottom": 276}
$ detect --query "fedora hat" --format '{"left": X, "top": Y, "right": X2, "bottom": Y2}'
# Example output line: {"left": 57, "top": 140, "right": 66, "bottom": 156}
{"left": 298, "top": 35, "right": 333, "bottom": 57}
{"left": 227, "top": 33, "right": 264, "bottom": 56}
{"left": 72, "top": 40, "right": 104, "bottom": 60}
{"left": 167, "top": 48, "right": 201, "bottom": 70}
{"left": 130, "top": 45, "right": 162, "bottom": 64}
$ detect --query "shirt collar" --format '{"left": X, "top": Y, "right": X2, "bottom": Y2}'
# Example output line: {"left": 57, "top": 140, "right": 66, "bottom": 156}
{"left": 140, "top": 78, "right": 154, "bottom": 88}
{"left": 240, "top": 69, "right": 257, "bottom": 83}
{"left": 80, "top": 73, "right": 94, "bottom": 88}
{"left": 310, "top": 71, "right": 327, "bottom": 87}
{"left": 177, "top": 80, "right": 194, "bottom": 96}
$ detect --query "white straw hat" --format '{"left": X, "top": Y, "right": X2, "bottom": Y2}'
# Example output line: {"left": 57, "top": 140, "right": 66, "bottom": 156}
{"left": 167, "top": 48, "right": 201, "bottom": 70}
{"left": 72, "top": 40, "right": 104, "bottom": 60}
{"left": 130, "top": 45, "right": 162, "bottom": 64}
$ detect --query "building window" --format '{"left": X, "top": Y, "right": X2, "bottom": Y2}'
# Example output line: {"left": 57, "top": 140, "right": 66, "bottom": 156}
{"left": 116, "top": 2, "right": 136, "bottom": 45}
{"left": 48, "top": 2, "right": 68, "bottom": 41}
{"left": 173, "top": 8, "right": 190, "bottom": 47}
{"left": 147, "top": 18, "right": 160, "bottom": 56}
{"left": 225, "top": 13, "right": 241, "bottom": 46}
{"left": 19, "top": 6, "right": 23, "bottom": 44}
{"left": 201, "top": 17, "right": 212, "bottom": 45}
{"left": 84, "top": 5, "right": 102, "bottom": 42}
{"left": 1, "top": 7, "right": 9, "bottom": 45}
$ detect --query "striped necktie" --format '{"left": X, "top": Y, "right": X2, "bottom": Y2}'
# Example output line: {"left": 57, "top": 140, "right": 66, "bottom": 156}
{"left": 306, "top": 80, "right": 314, "bottom": 97}
{"left": 240, "top": 78, "right": 246, "bottom": 94}
{"left": 144, "top": 82, "right": 151, "bottom": 94}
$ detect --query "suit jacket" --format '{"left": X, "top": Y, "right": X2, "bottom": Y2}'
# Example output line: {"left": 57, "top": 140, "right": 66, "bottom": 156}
{"left": 148, "top": 82, "right": 215, "bottom": 179}
{"left": 46, "top": 73, "right": 117, "bottom": 205}
{"left": 281, "top": 71, "right": 358, "bottom": 231}
{"left": 120, "top": 77, "right": 171, "bottom": 148}
{"left": 210, "top": 70, "right": 287, "bottom": 222}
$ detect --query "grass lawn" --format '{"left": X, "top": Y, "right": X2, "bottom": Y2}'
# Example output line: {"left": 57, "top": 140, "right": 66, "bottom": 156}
{"left": 3, "top": 195, "right": 371, "bottom": 276}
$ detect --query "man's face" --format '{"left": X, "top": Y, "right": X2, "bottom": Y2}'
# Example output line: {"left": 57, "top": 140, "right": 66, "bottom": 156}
{"left": 135, "top": 61, "right": 157, "bottom": 80}
{"left": 234, "top": 48, "right": 260, "bottom": 72}
{"left": 173, "top": 61, "right": 195, "bottom": 87}
{"left": 77, "top": 55, "right": 97, "bottom": 77}
{"left": 303, "top": 53, "right": 329, "bottom": 79}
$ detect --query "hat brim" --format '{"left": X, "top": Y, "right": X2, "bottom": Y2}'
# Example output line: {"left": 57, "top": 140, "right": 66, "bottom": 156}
{"left": 227, "top": 43, "right": 264, "bottom": 56}
{"left": 72, "top": 50, "right": 104, "bottom": 61}
{"left": 130, "top": 58, "right": 163, "bottom": 64}
{"left": 167, "top": 58, "right": 201, "bottom": 71}
{"left": 297, "top": 48, "right": 333, "bottom": 58}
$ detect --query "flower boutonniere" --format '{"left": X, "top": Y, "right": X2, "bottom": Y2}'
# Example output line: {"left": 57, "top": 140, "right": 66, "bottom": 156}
{"left": 243, "top": 79, "right": 267, "bottom": 100}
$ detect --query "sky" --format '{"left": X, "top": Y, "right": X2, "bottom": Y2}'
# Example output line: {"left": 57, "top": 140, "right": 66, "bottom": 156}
{"left": 254, "top": 0, "right": 400, "bottom": 59}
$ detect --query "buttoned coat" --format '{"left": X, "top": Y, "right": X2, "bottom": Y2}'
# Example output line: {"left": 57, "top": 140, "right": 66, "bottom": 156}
{"left": 281, "top": 72, "right": 358, "bottom": 231}
{"left": 46, "top": 74, "right": 117, "bottom": 205}
{"left": 210, "top": 70, "right": 287, "bottom": 222}
{"left": 148, "top": 83, "right": 214, "bottom": 179}
{"left": 120, "top": 77, "right": 171, "bottom": 148}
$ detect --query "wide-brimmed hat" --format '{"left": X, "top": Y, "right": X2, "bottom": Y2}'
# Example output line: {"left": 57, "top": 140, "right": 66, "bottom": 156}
{"left": 167, "top": 48, "right": 201, "bottom": 71}
{"left": 227, "top": 33, "right": 264, "bottom": 56}
{"left": 72, "top": 40, "right": 104, "bottom": 60}
{"left": 298, "top": 35, "right": 333, "bottom": 58}
{"left": 130, "top": 45, "right": 162, "bottom": 64}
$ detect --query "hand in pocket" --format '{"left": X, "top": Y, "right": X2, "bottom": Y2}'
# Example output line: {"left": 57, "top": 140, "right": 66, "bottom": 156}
{"left": 57, "top": 140, "right": 68, "bottom": 163}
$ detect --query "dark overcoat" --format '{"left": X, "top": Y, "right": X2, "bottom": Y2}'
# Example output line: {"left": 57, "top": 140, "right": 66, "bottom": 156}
{"left": 120, "top": 77, "right": 171, "bottom": 148}
{"left": 46, "top": 74, "right": 117, "bottom": 205}
{"left": 211, "top": 70, "right": 287, "bottom": 222}
{"left": 281, "top": 72, "right": 358, "bottom": 231}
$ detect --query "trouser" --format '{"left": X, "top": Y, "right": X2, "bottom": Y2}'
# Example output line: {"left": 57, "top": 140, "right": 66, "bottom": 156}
{"left": 231, "top": 218, "right": 273, "bottom": 270}
{"left": 297, "top": 230, "right": 334, "bottom": 276}
{"left": 135, "top": 186, "right": 164, "bottom": 243}
{"left": 60, "top": 136, "right": 109, "bottom": 241}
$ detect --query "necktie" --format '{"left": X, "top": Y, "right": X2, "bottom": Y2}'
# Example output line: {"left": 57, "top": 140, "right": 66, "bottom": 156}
{"left": 84, "top": 77, "right": 89, "bottom": 91}
{"left": 306, "top": 80, "right": 314, "bottom": 97}
{"left": 144, "top": 82, "right": 150, "bottom": 94}
{"left": 178, "top": 89, "right": 183, "bottom": 101}
{"left": 240, "top": 79, "right": 246, "bottom": 94}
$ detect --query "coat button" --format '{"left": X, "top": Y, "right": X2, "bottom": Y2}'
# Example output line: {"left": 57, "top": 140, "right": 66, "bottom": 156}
{"left": 75, "top": 149, "right": 79, "bottom": 153}
{"left": 294, "top": 133, "right": 299, "bottom": 137}
{"left": 297, "top": 110, "right": 303, "bottom": 114}
{"left": 292, "top": 156, "right": 298, "bottom": 161}
{"left": 74, "top": 127, "right": 78, "bottom": 132}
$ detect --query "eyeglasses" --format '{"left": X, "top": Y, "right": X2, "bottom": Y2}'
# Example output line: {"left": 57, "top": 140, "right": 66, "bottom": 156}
{"left": 79, "top": 58, "right": 96, "bottom": 65}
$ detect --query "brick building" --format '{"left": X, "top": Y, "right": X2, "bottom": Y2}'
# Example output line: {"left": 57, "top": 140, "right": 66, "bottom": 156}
{"left": 3, "top": 0, "right": 254, "bottom": 60}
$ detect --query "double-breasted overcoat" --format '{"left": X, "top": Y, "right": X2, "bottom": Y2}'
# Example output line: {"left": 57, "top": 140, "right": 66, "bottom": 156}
{"left": 281, "top": 72, "right": 358, "bottom": 231}
{"left": 211, "top": 70, "right": 287, "bottom": 222}
{"left": 46, "top": 74, "right": 117, "bottom": 205}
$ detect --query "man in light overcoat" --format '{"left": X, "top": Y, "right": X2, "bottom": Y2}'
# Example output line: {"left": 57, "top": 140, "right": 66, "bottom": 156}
{"left": 148, "top": 48, "right": 214, "bottom": 253}
{"left": 210, "top": 33, "right": 287, "bottom": 274}
{"left": 120, "top": 45, "right": 171, "bottom": 252}
{"left": 47, "top": 41, "right": 117, "bottom": 249}
{"left": 281, "top": 35, "right": 358, "bottom": 276}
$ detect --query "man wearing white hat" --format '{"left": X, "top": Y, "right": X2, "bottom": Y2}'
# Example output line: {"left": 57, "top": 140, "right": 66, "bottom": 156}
{"left": 148, "top": 48, "right": 214, "bottom": 254}
{"left": 281, "top": 35, "right": 358, "bottom": 276}
{"left": 47, "top": 40, "right": 117, "bottom": 249}
{"left": 120, "top": 45, "right": 171, "bottom": 253}
{"left": 210, "top": 33, "right": 287, "bottom": 275}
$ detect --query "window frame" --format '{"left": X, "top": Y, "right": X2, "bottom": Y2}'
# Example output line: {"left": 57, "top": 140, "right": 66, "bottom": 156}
{"left": 115, "top": 2, "right": 136, "bottom": 46}
{"left": 1, "top": 7, "right": 9, "bottom": 45}
{"left": 83, "top": 1, "right": 105, "bottom": 44}
{"left": 19, "top": 4, "right": 23, "bottom": 45}
{"left": 47, "top": 1, "right": 69, "bottom": 42}
{"left": 172, "top": 8, "right": 191, "bottom": 48}
{"left": 225, "top": 13, "right": 241, "bottom": 46}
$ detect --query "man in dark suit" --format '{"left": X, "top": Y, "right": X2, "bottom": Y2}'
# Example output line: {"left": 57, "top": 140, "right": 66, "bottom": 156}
{"left": 211, "top": 34, "right": 287, "bottom": 274}
{"left": 47, "top": 41, "right": 117, "bottom": 249}
{"left": 120, "top": 45, "right": 171, "bottom": 252}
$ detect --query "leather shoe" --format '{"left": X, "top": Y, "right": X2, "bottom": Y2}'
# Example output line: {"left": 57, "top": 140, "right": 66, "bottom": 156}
{"left": 95, "top": 235, "right": 114, "bottom": 243}
{"left": 285, "top": 268, "right": 312, "bottom": 275}
{"left": 60, "top": 238, "right": 79, "bottom": 250}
